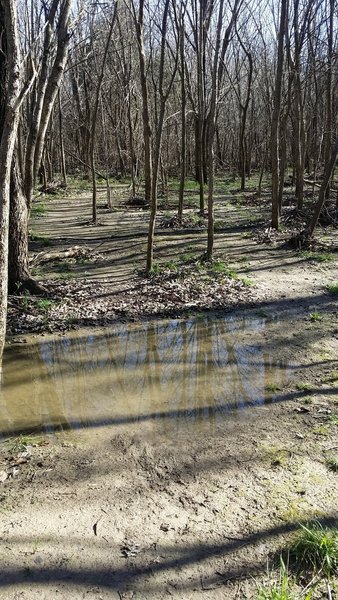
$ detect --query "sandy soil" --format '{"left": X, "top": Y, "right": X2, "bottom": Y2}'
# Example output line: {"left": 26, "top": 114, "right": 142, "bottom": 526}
{"left": 1, "top": 187, "right": 338, "bottom": 599}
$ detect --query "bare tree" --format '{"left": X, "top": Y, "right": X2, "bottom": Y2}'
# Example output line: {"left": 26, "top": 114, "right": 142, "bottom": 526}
{"left": 206, "top": 0, "right": 241, "bottom": 260}
{"left": 271, "top": 0, "right": 288, "bottom": 229}
{"left": 0, "top": 0, "right": 34, "bottom": 361}
{"left": 131, "top": 0, "right": 153, "bottom": 205}
{"left": 89, "top": 2, "right": 118, "bottom": 224}
{"left": 8, "top": 0, "right": 71, "bottom": 293}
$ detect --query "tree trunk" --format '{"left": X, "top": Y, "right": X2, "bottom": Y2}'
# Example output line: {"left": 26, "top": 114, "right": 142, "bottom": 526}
{"left": 178, "top": 13, "right": 186, "bottom": 222}
{"left": 0, "top": 0, "right": 22, "bottom": 361}
{"left": 324, "top": 0, "right": 334, "bottom": 200}
{"left": 307, "top": 138, "right": 338, "bottom": 237}
{"left": 207, "top": 0, "right": 239, "bottom": 260}
{"left": 134, "top": 0, "right": 153, "bottom": 204}
{"left": 239, "top": 48, "right": 253, "bottom": 191}
{"left": 33, "top": 0, "right": 71, "bottom": 185}
{"left": 147, "top": 106, "right": 166, "bottom": 272}
{"left": 24, "top": 0, "right": 59, "bottom": 207}
{"left": 271, "top": 0, "right": 288, "bottom": 229}
{"left": 58, "top": 89, "right": 67, "bottom": 187}
{"left": 145, "top": 0, "right": 176, "bottom": 273}
{"left": 90, "top": 4, "right": 117, "bottom": 224}
{"left": 8, "top": 157, "right": 30, "bottom": 291}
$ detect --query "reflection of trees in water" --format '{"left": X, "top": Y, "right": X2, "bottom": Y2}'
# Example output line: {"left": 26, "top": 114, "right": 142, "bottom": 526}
{"left": 0, "top": 342, "right": 71, "bottom": 435}
{"left": 0, "top": 317, "right": 291, "bottom": 435}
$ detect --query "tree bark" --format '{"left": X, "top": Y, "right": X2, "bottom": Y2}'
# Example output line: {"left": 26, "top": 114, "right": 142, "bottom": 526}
{"left": 8, "top": 156, "right": 30, "bottom": 291}
{"left": 307, "top": 138, "right": 338, "bottom": 237}
{"left": 9, "top": 0, "right": 71, "bottom": 295}
{"left": 0, "top": 0, "right": 22, "bottom": 361}
{"left": 90, "top": 3, "right": 118, "bottom": 224}
{"left": 58, "top": 90, "right": 67, "bottom": 187}
{"left": 24, "top": 0, "right": 59, "bottom": 208}
{"left": 206, "top": 0, "right": 239, "bottom": 260}
{"left": 239, "top": 47, "right": 253, "bottom": 191}
{"left": 178, "top": 9, "right": 186, "bottom": 221}
{"left": 33, "top": 0, "right": 71, "bottom": 187}
{"left": 134, "top": 0, "right": 153, "bottom": 204}
{"left": 146, "top": 0, "right": 177, "bottom": 272}
{"left": 271, "top": 0, "right": 288, "bottom": 229}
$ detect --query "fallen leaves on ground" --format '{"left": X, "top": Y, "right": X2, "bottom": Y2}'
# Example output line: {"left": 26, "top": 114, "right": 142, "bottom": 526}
{"left": 7, "top": 263, "right": 254, "bottom": 335}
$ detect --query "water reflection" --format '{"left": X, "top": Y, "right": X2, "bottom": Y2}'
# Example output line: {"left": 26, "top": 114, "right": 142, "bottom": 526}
{"left": 0, "top": 316, "right": 291, "bottom": 437}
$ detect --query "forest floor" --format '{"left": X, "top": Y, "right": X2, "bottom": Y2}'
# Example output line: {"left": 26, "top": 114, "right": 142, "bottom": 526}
{"left": 1, "top": 180, "right": 338, "bottom": 599}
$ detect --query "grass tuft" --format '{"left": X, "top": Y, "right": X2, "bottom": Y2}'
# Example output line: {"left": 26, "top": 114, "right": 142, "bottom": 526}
{"left": 35, "top": 299, "right": 53, "bottom": 311}
{"left": 31, "top": 203, "right": 47, "bottom": 217}
{"left": 300, "top": 251, "right": 334, "bottom": 263}
{"left": 290, "top": 521, "right": 338, "bottom": 578}
{"left": 256, "top": 558, "right": 302, "bottom": 600}
{"left": 326, "top": 457, "right": 338, "bottom": 473}
{"left": 29, "top": 231, "right": 51, "bottom": 247}
{"left": 309, "top": 312, "right": 321, "bottom": 322}
{"left": 327, "top": 282, "right": 338, "bottom": 295}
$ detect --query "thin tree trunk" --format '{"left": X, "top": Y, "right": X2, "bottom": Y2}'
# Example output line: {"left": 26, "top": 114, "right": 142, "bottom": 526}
{"left": 58, "top": 89, "right": 67, "bottom": 187}
{"left": 134, "top": 0, "right": 152, "bottom": 204}
{"left": 127, "top": 98, "right": 137, "bottom": 197}
{"left": 207, "top": 0, "right": 239, "bottom": 260}
{"left": 307, "top": 138, "right": 338, "bottom": 237}
{"left": 324, "top": 0, "right": 334, "bottom": 200}
{"left": 197, "top": 1, "right": 205, "bottom": 215}
{"left": 145, "top": 0, "right": 177, "bottom": 273}
{"left": 147, "top": 105, "right": 166, "bottom": 271}
{"left": 178, "top": 12, "right": 186, "bottom": 222}
{"left": 271, "top": 0, "right": 288, "bottom": 229}
{"left": 24, "top": 0, "right": 59, "bottom": 207}
{"left": 206, "top": 0, "right": 225, "bottom": 260}
{"left": 90, "top": 3, "right": 118, "bottom": 224}
{"left": 33, "top": 0, "right": 71, "bottom": 196}
{"left": 239, "top": 48, "right": 253, "bottom": 191}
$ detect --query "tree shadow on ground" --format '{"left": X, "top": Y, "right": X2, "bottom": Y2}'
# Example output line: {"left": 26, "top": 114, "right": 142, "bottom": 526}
{"left": 0, "top": 517, "right": 337, "bottom": 593}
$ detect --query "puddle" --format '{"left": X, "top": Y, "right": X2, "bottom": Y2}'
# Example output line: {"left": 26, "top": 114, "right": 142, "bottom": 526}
{"left": 0, "top": 315, "right": 291, "bottom": 440}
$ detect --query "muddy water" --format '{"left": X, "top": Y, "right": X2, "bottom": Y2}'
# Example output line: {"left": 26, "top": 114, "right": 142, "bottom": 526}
{"left": 0, "top": 315, "right": 291, "bottom": 440}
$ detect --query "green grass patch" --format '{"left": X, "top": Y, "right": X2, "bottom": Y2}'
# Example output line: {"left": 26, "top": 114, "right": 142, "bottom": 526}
{"left": 265, "top": 383, "right": 282, "bottom": 393}
{"left": 290, "top": 521, "right": 338, "bottom": 578}
{"left": 168, "top": 177, "right": 205, "bottom": 192}
{"left": 29, "top": 231, "right": 52, "bottom": 247}
{"left": 35, "top": 299, "right": 53, "bottom": 312}
{"left": 211, "top": 261, "right": 238, "bottom": 279}
{"left": 300, "top": 251, "right": 334, "bottom": 263}
{"left": 240, "top": 276, "right": 253, "bottom": 286}
{"left": 214, "top": 219, "right": 227, "bottom": 231}
{"left": 327, "top": 282, "right": 338, "bottom": 295}
{"left": 309, "top": 312, "right": 322, "bottom": 322}
{"left": 295, "top": 382, "right": 311, "bottom": 392}
{"left": 179, "top": 253, "right": 195, "bottom": 264}
{"left": 256, "top": 558, "right": 305, "bottom": 600}
{"left": 312, "top": 424, "right": 329, "bottom": 436}
{"left": 31, "top": 203, "right": 47, "bottom": 217}
{"left": 326, "top": 456, "right": 338, "bottom": 472}
{"left": 3, "top": 434, "right": 44, "bottom": 454}
{"left": 237, "top": 255, "right": 250, "bottom": 263}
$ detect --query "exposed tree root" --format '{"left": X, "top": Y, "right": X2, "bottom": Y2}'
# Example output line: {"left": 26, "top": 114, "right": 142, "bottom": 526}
{"left": 16, "top": 278, "right": 49, "bottom": 296}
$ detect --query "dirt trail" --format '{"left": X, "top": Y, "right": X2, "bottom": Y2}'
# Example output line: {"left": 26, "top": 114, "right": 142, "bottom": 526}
{"left": 1, "top": 189, "right": 338, "bottom": 599}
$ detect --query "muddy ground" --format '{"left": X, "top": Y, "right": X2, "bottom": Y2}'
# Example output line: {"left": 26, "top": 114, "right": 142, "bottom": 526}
{"left": 1, "top": 183, "right": 338, "bottom": 599}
